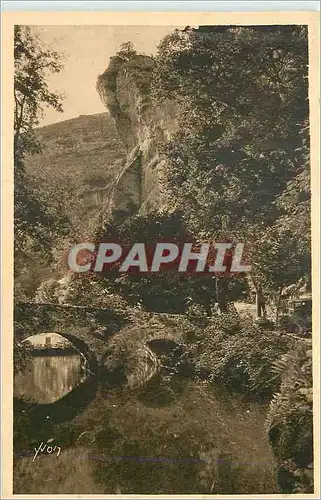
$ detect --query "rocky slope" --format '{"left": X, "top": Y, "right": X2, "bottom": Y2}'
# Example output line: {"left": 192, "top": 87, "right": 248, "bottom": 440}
{"left": 26, "top": 113, "right": 126, "bottom": 224}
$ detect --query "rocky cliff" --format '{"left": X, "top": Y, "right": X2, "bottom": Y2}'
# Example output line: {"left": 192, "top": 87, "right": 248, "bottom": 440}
{"left": 97, "top": 54, "right": 179, "bottom": 220}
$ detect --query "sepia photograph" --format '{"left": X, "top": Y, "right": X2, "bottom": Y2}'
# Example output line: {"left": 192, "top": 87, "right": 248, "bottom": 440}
{"left": 1, "top": 10, "right": 319, "bottom": 498}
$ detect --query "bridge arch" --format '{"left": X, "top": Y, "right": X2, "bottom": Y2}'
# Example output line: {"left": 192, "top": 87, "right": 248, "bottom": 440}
{"left": 15, "top": 326, "right": 103, "bottom": 425}
{"left": 14, "top": 302, "right": 129, "bottom": 367}
{"left": 22, "top": 330, "right": 99, "bottom": 374}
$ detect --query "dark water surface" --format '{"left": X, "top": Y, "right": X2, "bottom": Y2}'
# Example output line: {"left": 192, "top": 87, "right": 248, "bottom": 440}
{"left": 14, "top": 354, "right": 278, "bottom": 495}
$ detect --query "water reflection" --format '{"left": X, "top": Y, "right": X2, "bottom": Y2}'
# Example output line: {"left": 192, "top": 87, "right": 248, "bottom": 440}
{"left": 14, "top": 355, "right": 86, "bottom": 404}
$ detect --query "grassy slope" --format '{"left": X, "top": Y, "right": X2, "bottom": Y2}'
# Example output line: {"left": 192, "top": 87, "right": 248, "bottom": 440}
{"left": 27, "top": 113, "right": 125, "bottom": 184}
{"left": 25, "top": 112, "right": 126, "bottom": 224}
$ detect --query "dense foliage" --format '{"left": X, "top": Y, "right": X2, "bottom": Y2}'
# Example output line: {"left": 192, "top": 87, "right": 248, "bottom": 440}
{"left": 153, "top": 26, "right": 308, "bottom": 226}
{"left": 14, "top": 26, "right": 313, "bottom": 496}
{"left": 13, "top": 340, "right": 32, "bottom": 375}
{"left": 152, "top": 25, "right": 310, "bottom": 315}
{"left": 267, "top": 341, "right": 313, "bottom": 493}
{"left": 14, "top": 26, "right": 69, "bottom": 297}
{"left": 91, "top": 212, "right": 249, "bottom": 313}
{"left": 150, "top": 27, "right": 312, "bottom": 493}
{"left": 194, "top": 312, "right": 294, "bottom": 397}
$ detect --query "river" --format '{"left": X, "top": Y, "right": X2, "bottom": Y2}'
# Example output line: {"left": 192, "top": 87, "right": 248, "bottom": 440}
{"left": 13, "top": 351, "right": 279, "bottom": 495}
{"left": 14, "top": 354, "right": 86, "bottom": 404}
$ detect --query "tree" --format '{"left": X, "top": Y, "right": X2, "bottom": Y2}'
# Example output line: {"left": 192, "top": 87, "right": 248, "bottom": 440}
{"left": 87, "top": 212, "right": 226, "bottom": 314}
{"left": 14, "top": 25, "right": 63, "bottom": 158}
{"left": 116, "top": 41, "right": 137, "bottom": 61}
{"left": 153, "top": 26, "right": 308, "bottom": 230}
{"left": 250, "top": 226, "right": 310, "bottom": 323}
{"left": 14, "top": 26, "right": 69, "bottom": 289}
{"left": 152, "top": 26, "right": 310, "bottom": 313}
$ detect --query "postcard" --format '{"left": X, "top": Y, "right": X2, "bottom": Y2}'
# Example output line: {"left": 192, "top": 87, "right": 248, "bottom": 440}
{"left": 1, "top": 9, "right": 320, "bottom": 499}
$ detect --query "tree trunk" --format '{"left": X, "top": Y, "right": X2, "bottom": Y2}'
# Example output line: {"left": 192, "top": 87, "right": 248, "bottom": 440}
{"left": 248, "top": 274, "right": 266, "bottom": 318}
{"left": 256, "top": 292, "right": 262, "bottom": 317}
{"left": 275, "top": 287, "right": 283, "bottom": 327}
{"left": 216, "top": 277, "right": 228, "bottom": 313}
{"left": 258, "top": 284, "right": 266, "bottom": 318}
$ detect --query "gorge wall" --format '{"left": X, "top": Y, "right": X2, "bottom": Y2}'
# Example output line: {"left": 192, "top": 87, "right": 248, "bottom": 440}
{"left": 97, "top": 54, "right": 179, "bottom": 220}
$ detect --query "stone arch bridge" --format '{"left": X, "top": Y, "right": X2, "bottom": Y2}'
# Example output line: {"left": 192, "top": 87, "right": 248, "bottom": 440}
{"left": 14, "top": 302, "right": 195, "bottom": 386}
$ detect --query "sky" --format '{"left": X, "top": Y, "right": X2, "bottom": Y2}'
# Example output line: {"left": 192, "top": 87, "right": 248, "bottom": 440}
{"left": 25, "top": 332, "right": 71, "bottom": 347}
{"left": 35, "top": 25, "right": 181, "bottom": 127}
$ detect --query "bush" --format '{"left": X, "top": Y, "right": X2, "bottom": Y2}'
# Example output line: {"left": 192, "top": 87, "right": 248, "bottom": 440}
{"left": 14, "top": 340, "right": 32, "bottom": 375}
{"left": 34, "top": 278, "right": 59, "bottom": 303}
{"left": 94, "top": 212, "right": 218, "bottom": 314}
{"left": 61, "top": 274, "right": 130, "bottom": 313}
{"left": 266, "top": 341, "right": 313, "bottom": 493}
{"left": 195, "top": 312, "right": 294, "bottom": 398}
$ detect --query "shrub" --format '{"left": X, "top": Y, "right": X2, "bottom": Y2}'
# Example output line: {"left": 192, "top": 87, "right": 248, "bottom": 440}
{"left": 266, "top": 341, "right": 313, "bottom": 493}
{"left": 195, "top": 312, "right": 294, "bottom": 398}
{"left": 61, "top": 274, "right": 130, "bottom": 314}
{"left": 14, "top": 340, "right": 33, "bottom": 375}
{"left": 34, "top": 278, "right": 59, "bottom": 303}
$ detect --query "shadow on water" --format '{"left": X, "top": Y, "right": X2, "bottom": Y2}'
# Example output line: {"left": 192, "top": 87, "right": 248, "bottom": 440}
{"left": 135, "top": 339, "right": 194, "bottom": 408}
{"left": 14, "top": 372, "right": 279, "bottom": 495}
{"left": 136, "top": 374, "right": 187, "bottom": 407}
{"left": 14, "top": 330, "right": 100, "bottom": 443}
{"left": 13, "top": 336, "right": 279, "bottom": 495}
{"left": 14, "top": 373, "right": 99, "bottom": 451}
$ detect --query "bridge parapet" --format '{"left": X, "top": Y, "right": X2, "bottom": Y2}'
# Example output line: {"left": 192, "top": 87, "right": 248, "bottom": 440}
{"left": 14, "top": 302, "right": 129, "bottom": 339}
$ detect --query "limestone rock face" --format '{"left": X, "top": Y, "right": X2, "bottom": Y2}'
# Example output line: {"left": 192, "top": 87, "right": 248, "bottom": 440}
{"left": 97, "top": 55, "right": 179, "bottom": 220}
